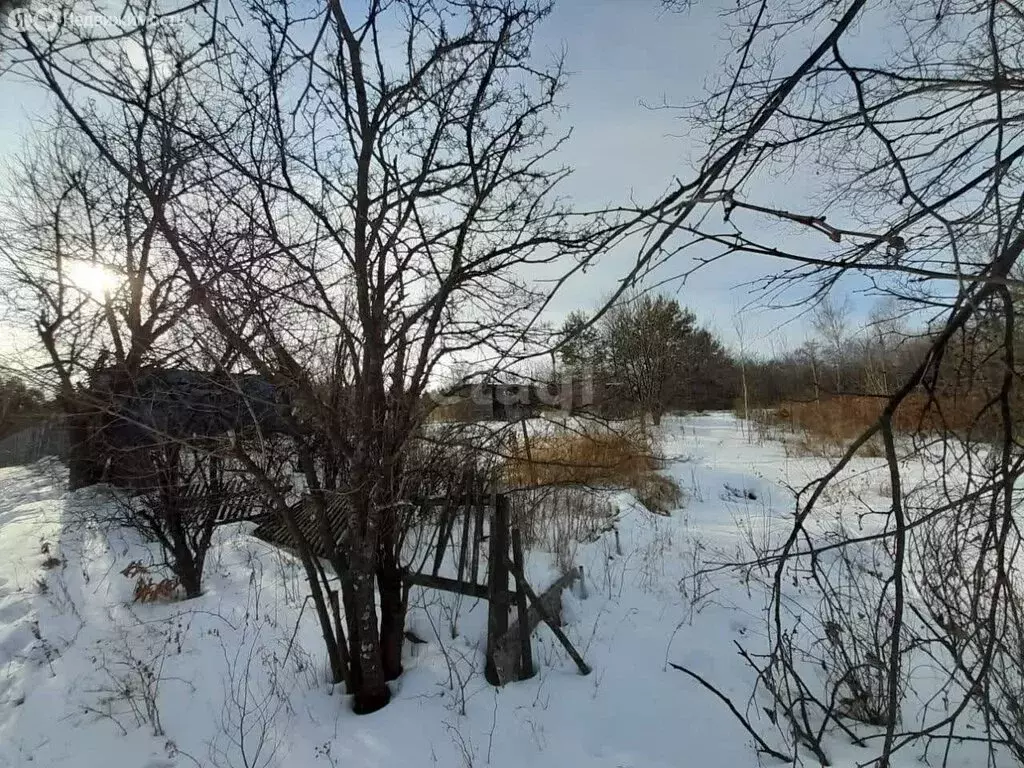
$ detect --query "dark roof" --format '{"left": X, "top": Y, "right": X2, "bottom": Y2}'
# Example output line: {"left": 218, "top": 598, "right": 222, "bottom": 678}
{"left": 444, "top": 380, "right": 537, "bottom": 400}
{"left": 441, "top": 381, "right": 543, "bottom": 419}
{"left": 91, "top": 368, "right": 292, "bottom": 445}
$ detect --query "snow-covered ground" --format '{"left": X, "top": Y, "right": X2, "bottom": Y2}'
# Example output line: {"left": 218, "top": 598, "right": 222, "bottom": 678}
{"left": 0, "top": 414, "right": 983, "bottom": 767}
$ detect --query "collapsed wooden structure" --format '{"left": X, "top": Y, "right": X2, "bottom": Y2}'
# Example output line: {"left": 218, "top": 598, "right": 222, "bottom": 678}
{"left": 402, "top": 486, "right": 591, "bottom": 685}
{"left": 254, "top": 476, "right": 591, "bottom": 686}
{"left": 68, "top": 368, "right": 292, "bottom": 489}
{"left": 69, "top": 367, "right": 590, "bottom": 684}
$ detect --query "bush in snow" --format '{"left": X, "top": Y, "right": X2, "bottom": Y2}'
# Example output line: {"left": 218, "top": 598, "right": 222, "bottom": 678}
{"left": 110, "top": 446, "right": 257, "bottom": 598}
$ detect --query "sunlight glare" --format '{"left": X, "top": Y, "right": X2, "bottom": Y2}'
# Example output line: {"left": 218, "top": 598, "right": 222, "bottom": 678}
{"left": 66, "top": 261, "right": 119, "bottom": 301}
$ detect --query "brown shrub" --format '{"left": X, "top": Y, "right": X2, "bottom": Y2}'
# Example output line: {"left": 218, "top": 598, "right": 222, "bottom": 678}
{"left": 505, "top": 426, "right": 656, "bottom": 490}
{"left": 121, "top": 561, "right": 180, "bottom": 603}
{"left": 759, "top": 391, "right": 1009, "bottom": 454}
{"left": 505, "top": 424, "right": 684, "bottom": 514}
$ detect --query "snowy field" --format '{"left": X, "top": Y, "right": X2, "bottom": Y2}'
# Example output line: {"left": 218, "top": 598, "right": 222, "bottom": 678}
{"left": 0, "top": 414, "right": 982, "bottom": 767}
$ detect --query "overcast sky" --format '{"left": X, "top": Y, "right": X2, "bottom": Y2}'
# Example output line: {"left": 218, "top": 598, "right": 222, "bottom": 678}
{"left": 0, "top": 0, "right": 868, "bottom": 356}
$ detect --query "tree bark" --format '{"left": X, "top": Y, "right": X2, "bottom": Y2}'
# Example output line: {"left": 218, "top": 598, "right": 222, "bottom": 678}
{"left": 67, "top": 408, "right": 102, "bottom": 490}
{"left": 173, "top": 550, "right": 203, "bottom": 599}
{"left": 349, "top": 543, "right": 390, "bottom": 713}
{"left": 377, "top": 546, "right": 405, "bottom": 681}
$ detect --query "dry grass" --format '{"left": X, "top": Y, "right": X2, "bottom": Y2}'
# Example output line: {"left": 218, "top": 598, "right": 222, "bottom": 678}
{"left": 755, "top": 393, "right": 1007, "bottom": 456}
{"left": 499, "top": 423, "right": 683, "bottom": 576}
{"left": 423, "top": 396, "right": 477, "bottom": 423}
{"left": 505, "top": 424, "right": 684, "bottom": 515}
{"left": 506, "top": 426, "right": 655, "bottom": 488}
{"left": 511, "top": 487, "right": 616, "bottom": 574}
{"left": 634, "top": 474, "right": 686, "bottom": 516}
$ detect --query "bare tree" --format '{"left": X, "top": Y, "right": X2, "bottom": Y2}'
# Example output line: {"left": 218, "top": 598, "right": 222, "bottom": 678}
{"left": 110, "top": 447, "right": 241, "bottom": 598}
{"left": 5, "top": 0, "right": 617, "bottom": 713}
{"left": 0, "top": 114, "right": 271, "bottom": 598}
{"left": 861, "top": 298, "right": 909, "bottom": 396}
{"left": 631, "top": 1, "right": 1024, "bottom": 765}
{"left": 0, "top": 116, "right": 209, "bottom": 486}
{"left": 605, "top": 295, "right": 679, "bottom": 425}
{"left": 732, "top": 306, "right": 752, "bottom": 438}
{"left": 604, "top": 293, "right": 730, "bottom": 424}
{"left": 811, "top": 295, "right": 852, "bottom": 394}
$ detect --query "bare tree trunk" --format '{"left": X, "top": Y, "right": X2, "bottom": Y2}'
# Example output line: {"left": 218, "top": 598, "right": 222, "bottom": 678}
{"left": 348, "top": 540, "right": 389, "bottom": 713}
{"left": 377, "top": 546, "right": 405, "bottom": 682}
{"left": 9, "top": 0, "right": 616, "bottom": 718}
{"left": 811, "top": 356, "right": 821, "bottom": 403}
{"left": 740, "top": 364, "right": 749, "bottom": 417}
{"left": 236, "top": 452, "right": 349, "bottom": 688}
{"left": 172, "top": 545, "right": 203, "bottom": 599}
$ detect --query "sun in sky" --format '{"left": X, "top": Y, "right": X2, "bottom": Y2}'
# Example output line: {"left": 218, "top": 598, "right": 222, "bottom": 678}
{"left": 65, "top": 261, "right": 119, "bottom": 301}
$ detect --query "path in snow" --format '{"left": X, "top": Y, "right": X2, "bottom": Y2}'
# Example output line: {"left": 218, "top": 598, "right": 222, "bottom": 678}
{"left": 0, "top": 463, "right": 66, "bottom": 727}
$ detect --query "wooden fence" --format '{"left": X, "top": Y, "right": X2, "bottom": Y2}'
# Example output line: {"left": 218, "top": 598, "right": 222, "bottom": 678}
{"left": 0, "top": 419, "right": 69, "bottom": 468}
{"left": 404, "top": 489, "right": 590, "bottom": 685}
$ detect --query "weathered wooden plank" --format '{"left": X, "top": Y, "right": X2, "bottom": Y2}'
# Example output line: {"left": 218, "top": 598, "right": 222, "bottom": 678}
{"left": 416, "top": 494, "right": 494, "bottom": 508}
{"left": 510, "top": 528, "right": 534, "bottom": 680}
{"left": 402, "top": 570, "right": 490, "bottom": 600}
{"left": 508, "top": 559, "right": 591, "bottom": 677}
{"left": 470, "top": 496, "right": 484, "bottom": 586}
{"left": 491, "top": 567, "right": 581, "bottom": 684}
{"left": 484, "top": 494, "right": 511, "bottom": 686}
{"left": 456, "top": 487, "right": 472, "bottom": 584}
{"left": 431, "top": 499, "right": 456, "bottom": 576}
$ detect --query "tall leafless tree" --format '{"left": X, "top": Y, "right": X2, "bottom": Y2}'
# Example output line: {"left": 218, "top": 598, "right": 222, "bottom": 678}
{"left": 0, "top": 116, "right": 213, "bottom": 486}
{"left": 4, "top": 0, "right": 619, "bottom": 713}
{"left": 632, "top": 1, "right": 1024, "bottom": 765}
{"left": 811, "top": 295, "right": 852, "bottom": 394}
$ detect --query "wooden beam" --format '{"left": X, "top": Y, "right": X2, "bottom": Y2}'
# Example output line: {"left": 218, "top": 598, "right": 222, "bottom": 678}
{"left": 417, "top": 494, "right": 494, "bottom": 508}
{"left": 432, "top": 500, "right": 456, "bottom": 576}
{"left": 510, "top": 528, "right": 534, "bottom": 680}
{"left": 456, "top": 488, "right": 472, "bottom": 584}
{"left": 402, "top": 570, "right": 489, "bottom": 600}
{"left": 471, "top": 496, "right": 484, "bottom": 586}
{"left": 485, "top": 494, "right": 511, "bottom": 686}
{"left": 507, "top": 558, "right": 591, "bottom": 677}
{"left": 491, "top": 567, "right": 581, "bottom": 683}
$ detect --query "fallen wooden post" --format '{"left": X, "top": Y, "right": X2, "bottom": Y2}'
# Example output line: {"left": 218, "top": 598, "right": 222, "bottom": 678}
{"left": 402, "top": 571, "right": 490, "bottom": 600}
{"left": 491, "top": 565, "right": 581, "bottom": 684}
{"left": 397, "top": 486, "right": 589, "bottom": 685}
{"left": 506, "top": 556, "right": 591, "bottom": 676}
